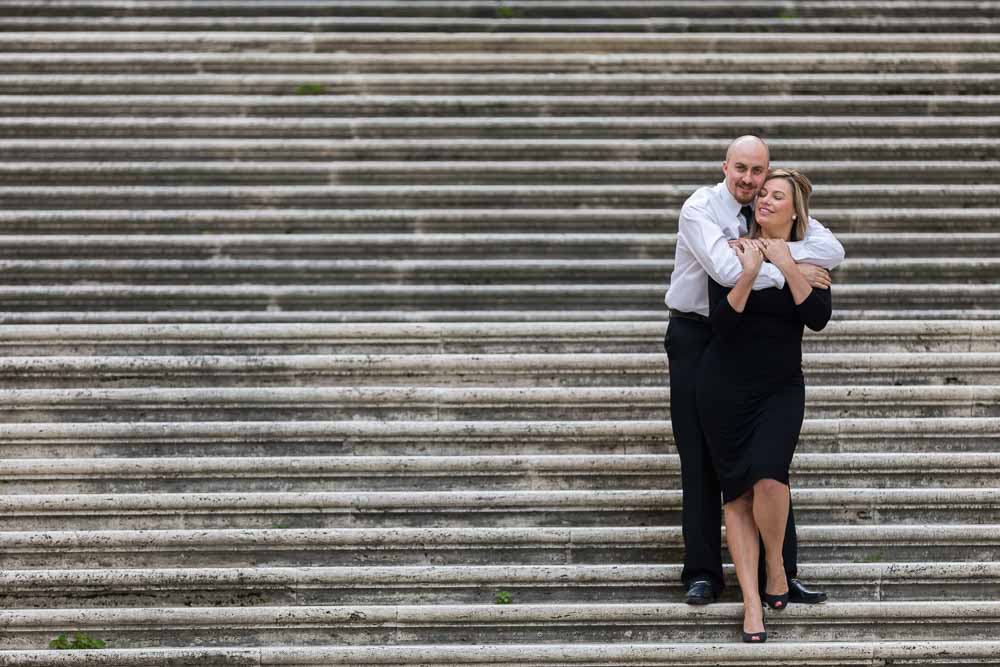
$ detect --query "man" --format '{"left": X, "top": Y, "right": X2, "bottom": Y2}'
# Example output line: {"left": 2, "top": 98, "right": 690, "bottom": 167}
{"left": 664, "top": 135, "right": 844, "bottom": 604}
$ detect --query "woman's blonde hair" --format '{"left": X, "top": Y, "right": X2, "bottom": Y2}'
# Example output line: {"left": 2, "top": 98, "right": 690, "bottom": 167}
{"left": 751, "top": 168, "right": 812, "bottom": 242}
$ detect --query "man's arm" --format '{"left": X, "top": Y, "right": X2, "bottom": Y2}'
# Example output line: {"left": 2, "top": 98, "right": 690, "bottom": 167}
{"left": 678, "top": 200, "right": 785, "bottom": 289}
{"left": 787, "top": 217, "right": 846, "bottom": 270}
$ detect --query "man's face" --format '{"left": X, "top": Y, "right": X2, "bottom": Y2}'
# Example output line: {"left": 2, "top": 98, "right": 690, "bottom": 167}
{"left": 722, "top": 143, "right": 769, "bottom": 205}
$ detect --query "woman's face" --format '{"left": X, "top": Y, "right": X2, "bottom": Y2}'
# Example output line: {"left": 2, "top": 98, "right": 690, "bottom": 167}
{"left": 755, "top": 178, "right": 795, "bottom": 230}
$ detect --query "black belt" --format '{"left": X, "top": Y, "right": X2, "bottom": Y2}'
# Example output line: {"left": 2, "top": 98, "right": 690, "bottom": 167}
{"left": 669, "top": 308, "right": 710, "bottom": 324}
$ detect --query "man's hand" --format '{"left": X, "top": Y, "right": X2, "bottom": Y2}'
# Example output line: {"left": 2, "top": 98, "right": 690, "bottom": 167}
{"left": 797, "top": 263, "right": 832, "bottom": 289}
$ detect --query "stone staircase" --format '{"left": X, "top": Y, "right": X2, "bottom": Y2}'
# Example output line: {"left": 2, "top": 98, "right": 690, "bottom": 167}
{"left": 0, "top": 1, "right": 999, "bottom": 664}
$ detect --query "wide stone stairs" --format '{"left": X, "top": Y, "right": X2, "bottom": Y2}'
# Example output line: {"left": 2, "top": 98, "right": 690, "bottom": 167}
{"left": 1, "top": 1, "right": 999, "bottom": 664}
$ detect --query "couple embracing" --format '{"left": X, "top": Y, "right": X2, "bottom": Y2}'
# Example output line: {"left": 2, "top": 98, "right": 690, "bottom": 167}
{"left": 664, "top": 136, "right": 845, "bottom": 642}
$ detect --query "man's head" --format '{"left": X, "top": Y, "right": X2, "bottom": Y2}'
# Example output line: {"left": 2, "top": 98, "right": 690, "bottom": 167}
{"left": 722, "top": 135, "right": 770, "bottom": 205}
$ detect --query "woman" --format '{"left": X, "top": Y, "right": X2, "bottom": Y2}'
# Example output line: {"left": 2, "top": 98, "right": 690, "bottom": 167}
{"left": 695, "top": 168, "right": 831, "bottom": 642}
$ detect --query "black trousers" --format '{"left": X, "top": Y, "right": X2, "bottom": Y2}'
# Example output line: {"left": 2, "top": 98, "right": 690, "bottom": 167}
{"left": 665, "top": 316, "right": 798, "bottom": 595}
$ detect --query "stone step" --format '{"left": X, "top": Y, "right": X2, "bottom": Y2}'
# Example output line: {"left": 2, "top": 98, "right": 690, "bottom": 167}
{"left": 4, "top": 233, "right": 996, "bottom": 260}
{"left": 0, "top": 643, "right": 998, "bottom": 667}
{"left": 1, "top": 258, "right": 995, "bottom": 286}
{"left": 2, "top": 260, "right": 996, "bottom": 288}
{"left": 3, "top": 115, "right": 995, "bottom": 140}
{"left": 5, "top": 73, "right": 1000, "bottom": 96}
{"left": 2, "top": 453, "right": 997, "bottom": 494}
{"left": 1, "top": 352, "right": 997, "bottom": 388}
{"left": 8, "top": 308, "right": 1000, "bottom": 325}
{"left": 1, "top": 385, "right": 999, "bottom": 422}
{"left": 0, "top": 523, "right": 993, "bottom": 569}
{"left": 2, "top": 601, "right": 1000, "bottom": 647}
{"left": 0, "top": 208, "right": 994, "bottom": 234}
{"left": 1, "top": 487, "right": 998, "bottom": 531}
{"left": 2, "top": 1, "right": 995, "bottom": 662}
{"left": 2, "top": 417, "right": 995, "bottom": 459}
{"left": 4, "top": 0, "right": 995, "bottom": 20}
{"left": 3, "top": 184, "right": 998, "bottom": 209}
{"left": 0, "top": 32, "right": 996, "bottom": 54}
{"left": 4, "top": 52, "right": 1000, "bottom": 76}
{"left": 2, "top": 641, "right": 1000, "bottom": 667}
{"left": 2, "top": 94, "right": 998, "bottom": 117}
{"left": 1, "top": 137, "right": 997, "bottom": 162}
{"left": 0, "top": 284, "right": 997, "bottom": 315}
{"left": 1, "top": 160, "right": 996, "bottom": 186}
{"left": 1, "top": 562, "right": 996, "bottom": 608}
{"left": 1, "top": 320, "right": 997, "bottom": 355}
{"left": 7, "top": 16, "right": 1000, "bottom": 33}
{"left": 7, "top": 641, "right": 999, "bottom": 667}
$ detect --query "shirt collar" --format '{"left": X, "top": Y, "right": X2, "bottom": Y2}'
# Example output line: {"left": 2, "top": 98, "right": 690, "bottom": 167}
{"left": 715, "top": 180, "right": 744, "bottom": 219}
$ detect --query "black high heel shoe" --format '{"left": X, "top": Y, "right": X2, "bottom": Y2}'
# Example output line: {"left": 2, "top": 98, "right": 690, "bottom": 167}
{"left": 763, "top": 589, "right": 790, "bottom": 610}
{"left": 742, "top": 606, "right": 767, "bottom": 643}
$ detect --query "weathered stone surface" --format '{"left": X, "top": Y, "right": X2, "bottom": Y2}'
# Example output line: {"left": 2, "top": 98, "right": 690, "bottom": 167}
{"left": 1, "top": 0, "right": 998, "bottom": 662}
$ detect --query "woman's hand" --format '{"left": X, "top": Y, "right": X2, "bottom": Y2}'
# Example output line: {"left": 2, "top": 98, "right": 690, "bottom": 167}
{"left": 762, "top": 238, "right": 815, "bottom": 305}
{"left": 760, "top": 238, "right": 795, "bottom": 269}
{"left": 729, "top": 238, "right": 766, "bottom": 252}
{"left": 727, "top": 239, "right": 762, "bottom": 314}
{"left": 735, "top": 239, "right": 763, "bottom": 278}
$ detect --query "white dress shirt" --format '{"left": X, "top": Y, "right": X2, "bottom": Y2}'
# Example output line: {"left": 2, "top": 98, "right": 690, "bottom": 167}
{"left": 665, "top": 181, "right": 846, "bottom": 317}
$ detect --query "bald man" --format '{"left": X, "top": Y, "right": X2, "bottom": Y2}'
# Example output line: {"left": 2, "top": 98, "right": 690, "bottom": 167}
{"left": 664, "top": 136, "right": 844, "bottom": 604}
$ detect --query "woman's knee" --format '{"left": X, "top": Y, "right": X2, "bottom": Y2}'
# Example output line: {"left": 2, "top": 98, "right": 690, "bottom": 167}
{"left": 753, "top": 478, "right": 789, "bottom": 498}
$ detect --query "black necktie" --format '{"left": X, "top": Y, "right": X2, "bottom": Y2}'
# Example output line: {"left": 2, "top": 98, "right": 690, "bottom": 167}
{"left": 740, "top": 205, "right": 754, "bottom": 230}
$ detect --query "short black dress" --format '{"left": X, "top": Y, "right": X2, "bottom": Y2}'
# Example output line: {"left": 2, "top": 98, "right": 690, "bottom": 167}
{"left": 695, "top": 276, "right": 832, "bottom": 504}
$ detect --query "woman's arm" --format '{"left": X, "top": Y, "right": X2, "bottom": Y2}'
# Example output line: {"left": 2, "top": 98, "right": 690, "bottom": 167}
{"left": 761, "top": 238, "right": 833, "bottom": 330}
{"left": 709, "top": 240, "right": 763, "bottom": 337}
{"left": 726, "top": 267, "right": 756, "bottom": 313}
{"left": 797, "top": 284, "right": 833, "bottom": 331}
{"left": 762, "top": 239, "right": 813, "bottom": 305}
{"left": 707, "top": 278, "right": 743, "bottom": 338}
{"left": 727, "top": 240, "right": 763, "bottom": 312}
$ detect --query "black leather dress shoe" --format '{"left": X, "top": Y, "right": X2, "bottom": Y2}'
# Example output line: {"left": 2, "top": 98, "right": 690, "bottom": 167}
{"left": 685, "top": 579, "right": 718, "bottom": 605}
{"left": 787, "top": 578, "right": 828, "bottom": 604}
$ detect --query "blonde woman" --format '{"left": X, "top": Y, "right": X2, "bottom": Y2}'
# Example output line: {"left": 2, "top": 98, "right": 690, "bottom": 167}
{"left": 695, "top": 168, "right": 832, "bottom": 642}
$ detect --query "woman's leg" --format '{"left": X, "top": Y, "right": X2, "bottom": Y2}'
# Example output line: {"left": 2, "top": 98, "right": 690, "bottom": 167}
{"left": 724, "top": 491, "right": 764, "bottom": 634}
{"left": 753, "top": 478, "right": 791, "bottom": 596}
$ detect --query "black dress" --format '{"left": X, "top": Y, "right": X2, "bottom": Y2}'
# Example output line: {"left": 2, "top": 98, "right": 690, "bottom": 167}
{"left": 695, "top": 275, "right": 832, "bottom": 504}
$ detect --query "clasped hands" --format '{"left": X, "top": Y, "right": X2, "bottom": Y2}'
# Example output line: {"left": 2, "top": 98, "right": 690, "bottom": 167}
{"left": 728, "top": 238, "right": 831, "bottom": 289}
